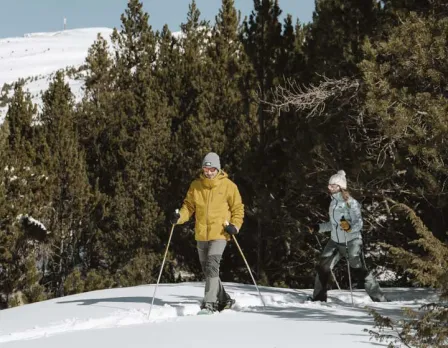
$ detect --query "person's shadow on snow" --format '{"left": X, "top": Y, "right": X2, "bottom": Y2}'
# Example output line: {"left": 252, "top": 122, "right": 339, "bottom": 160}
{"left": 57, "top": 296, "right": 161, "bottom": 306}
{"left": 57, "top": 296, "right": 201, "bottom": 316}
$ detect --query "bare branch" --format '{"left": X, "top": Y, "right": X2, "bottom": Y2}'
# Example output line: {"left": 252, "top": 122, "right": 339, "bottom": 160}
{"left": 260, "top": 76, "right": 360, "bottom": 118}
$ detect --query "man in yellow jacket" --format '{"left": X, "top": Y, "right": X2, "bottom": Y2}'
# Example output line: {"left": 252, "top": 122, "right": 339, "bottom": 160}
{"left": 170, "top": 152, "right": 244, "bottom": 313}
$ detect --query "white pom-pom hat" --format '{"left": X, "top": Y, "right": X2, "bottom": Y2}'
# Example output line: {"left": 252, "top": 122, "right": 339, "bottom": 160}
{"left": 328, "top": 170, "right": 347, "bottom": 190}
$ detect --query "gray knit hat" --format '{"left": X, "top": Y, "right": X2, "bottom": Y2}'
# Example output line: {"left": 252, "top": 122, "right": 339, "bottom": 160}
{"left": 202, "top": 152, "right": 221, "bottom": 170}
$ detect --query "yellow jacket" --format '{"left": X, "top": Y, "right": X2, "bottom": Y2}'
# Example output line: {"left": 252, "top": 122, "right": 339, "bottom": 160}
{"left": 178, "top": 171, "right": 244, "bottom": 241}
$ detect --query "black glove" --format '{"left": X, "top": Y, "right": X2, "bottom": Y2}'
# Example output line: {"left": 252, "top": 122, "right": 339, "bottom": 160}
{"left": 224, "top": 223, "right": 238, "bottom": 235}
{"left": 20, "top": 215, "right": 48, "bottom": 242}
{"left": 170, "top": 210, "right": 180, "bottom": 225}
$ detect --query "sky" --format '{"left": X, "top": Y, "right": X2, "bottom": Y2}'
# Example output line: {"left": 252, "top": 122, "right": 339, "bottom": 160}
{"left": 0, "top": 0, "right": 316, "bottom": 39}
{"left": 0, "top": 281, "right": 437, "bottom": 347}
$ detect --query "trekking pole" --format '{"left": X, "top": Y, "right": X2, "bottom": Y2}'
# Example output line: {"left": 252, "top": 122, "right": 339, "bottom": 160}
{"left": 148, "top": 210, "right": 178, "bottom": 318}
{"left": 314, "top": 235, "right": 341, "bottom": 290}
{"left": 226, "top": 222, "right": 266, "bottom": 307}
{"left": 342, "top": 227, "right": 354, "bottom": 307}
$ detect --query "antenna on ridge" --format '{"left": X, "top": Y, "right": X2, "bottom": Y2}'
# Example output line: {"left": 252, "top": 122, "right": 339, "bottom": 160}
{"left": 63, "top": 17, "right": 67, "bottom": 30}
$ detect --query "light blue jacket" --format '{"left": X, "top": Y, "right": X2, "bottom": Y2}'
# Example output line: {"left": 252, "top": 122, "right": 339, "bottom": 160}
{"left": 318, "top": 192, "right": 363, "bottom": 243}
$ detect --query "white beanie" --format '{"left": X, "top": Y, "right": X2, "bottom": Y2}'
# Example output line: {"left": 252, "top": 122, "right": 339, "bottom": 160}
{"left": 328, "top": 170, "right": 347, "bottom": 190}
{"left": 202, "top": 152, "right": 221, "bottom": 170}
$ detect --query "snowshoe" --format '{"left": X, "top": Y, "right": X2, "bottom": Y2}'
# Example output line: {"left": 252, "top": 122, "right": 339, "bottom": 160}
{"left": 306, "top": 295, "right": 327, "bottom": 302}
{"left": 217, "top": 298, "right": 235, "bottom": 312}
{"left": 197, "top": 302, "right": 218, "bottom": 315}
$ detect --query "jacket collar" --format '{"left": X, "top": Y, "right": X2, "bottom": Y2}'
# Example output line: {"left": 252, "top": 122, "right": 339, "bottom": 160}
{"left": 200, "top": 170, "right": 227, "bottom": 189}
{"left": 331, "top": 192, "right": 344, "bottom": 202}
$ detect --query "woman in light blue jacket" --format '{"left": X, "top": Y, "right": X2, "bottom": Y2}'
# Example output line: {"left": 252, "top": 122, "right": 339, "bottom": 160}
{"left": 309, "top": 170, "right": 388, "bottom": 302}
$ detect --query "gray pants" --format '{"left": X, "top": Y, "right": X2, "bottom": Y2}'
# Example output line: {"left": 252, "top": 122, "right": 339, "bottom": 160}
{"left": 313, "top": 238, "right": 387, "bottom": 302}
{"left": 197, "top": 240, "right": 230, "bottom": 304}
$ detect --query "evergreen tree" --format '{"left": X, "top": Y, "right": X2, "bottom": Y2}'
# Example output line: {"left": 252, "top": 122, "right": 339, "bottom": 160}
{"left": 360, "top": 13, "right": 448, "bottom": 239}
{"left": 305, "top": 0, "right": 381, "bottom": 78}
{"left": 77, "top": 33, "right": 119, "bottom": 277}
{"left": 37, "top": 71, "right": 92, "bottom": 296}
{"left": 5, "top": 84, "right": 37, "bottom": 162}
{"left": 153, "top": 24, "right": 184, "bottom": 213}
{"left": 109, "top": 0, "right": 158, "bottom": 171}
{"left": 81, "top": 33, "right": 116, "bottom": 189}
{"left": 381, "top": 0, "right": 447, "bottom": 25}
{"left": 154, "top": 24, "right": 182, "bottom": 130}
{"left": 278, "top": 15, "right": 307, "bottom": 78}
{"left": 366, "top": 202, "right": 448, "bottom": 347}
{"left": 90, "top": 0, "right": 173, "bottom": 285}
{"left": 0, "top": 86, "right": 47, "bottom": 307}
{"left": 173, "top": 0, "right": 220, "bottom": 185}
{"left": 208, "top": 0, "right": 257, "bottom": 173}
{"left": 241, "top": 0, "right": 284, "bottom": 282}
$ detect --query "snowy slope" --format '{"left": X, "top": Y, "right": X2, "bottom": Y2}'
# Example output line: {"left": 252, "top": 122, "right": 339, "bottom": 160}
{"left": 0, "top": 282, "right": 438, "bottom": 348}
{"left": 0, "top": 28, "right": 114, "bottom": 123}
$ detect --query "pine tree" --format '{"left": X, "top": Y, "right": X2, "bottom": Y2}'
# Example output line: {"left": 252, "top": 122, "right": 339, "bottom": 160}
{"left": 207, "top": 0, "right": 257, "bottom": 173}
{"left": 0, "top": 85, "right": 47, "bottom": 307}
{"left": 241, "top": 0, "right": 284, "bottom": 282}
{"left": 359, "top": 13, "right": 448, "bottom": 239}
{"left": 155, "top": 25, "right": 182, "bottom": 133}
{"left": 81, "top": 33, "right": 115, "bottom": 185}
{"left": 381, "top": 0, "right": 447, "bottom": 26}
{"left": 5, "top": 84, "right": 37, "bottom": 162}
{"left": 278, "top": 15, "right": 307, "bottom": 78}
{"left": 305, "top": 0, "right": 381, "bottom": 78}
{"left": 366, "top": 201, "right": 448, "bottom": 347}
{"left": 85, "top": 0, "right": 173, "bottom": 285}
{"left": 37, "top": 71, "right": 92, "bottom": 296}
{"left": 153, "top": 24, "right": 184, "bottom": 215}
{"left": 173, "top": 0, "right": 221, "bottom": 185}
{"left": 242, "top": 0, "right": 283, "bottom": 140}
{"left": 76, "top": 33, "right": 119, "bottom": 276}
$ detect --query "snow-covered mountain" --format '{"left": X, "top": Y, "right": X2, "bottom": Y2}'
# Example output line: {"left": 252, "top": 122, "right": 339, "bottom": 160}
{"left": 0, "top": 282, "right": 437, "bottom": 347}
{"left": 0, "top": 28, "right": 114, "bottom": 123}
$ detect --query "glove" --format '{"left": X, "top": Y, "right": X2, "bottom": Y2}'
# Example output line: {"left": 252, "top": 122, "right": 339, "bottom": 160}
{"left": 307, "top": 224, "right": 319, "bottom": 234}
{"left": 340, "top": 216, "right": 351, "bottom": 232}
{"left": 170, "top": 210, "right": 180, "bottom": 225}
{"left": 224, "top": 223, "right": 238, "bottom": 235}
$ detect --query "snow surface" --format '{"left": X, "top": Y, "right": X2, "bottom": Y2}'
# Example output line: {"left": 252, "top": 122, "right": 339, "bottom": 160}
{"left": 0, "top": 282, "right": 438, "bottom": 348}
{"left": 0, "top": 28, "right": 114, "bottom": 123}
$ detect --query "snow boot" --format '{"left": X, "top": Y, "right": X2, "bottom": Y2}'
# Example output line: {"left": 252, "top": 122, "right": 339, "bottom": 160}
{"left": 306, "top": 295, "right": 327, "bottom": 302}
{"left": 217, "top": 298, "right": 235, "bottom": 312}
{"left": 198, "top": 302, "right": 218, "bottom": 315}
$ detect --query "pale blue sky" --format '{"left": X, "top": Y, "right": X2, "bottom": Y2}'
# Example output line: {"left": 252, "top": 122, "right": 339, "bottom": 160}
{"left": 0, "top": 0, "right": 315, "bottom": 39}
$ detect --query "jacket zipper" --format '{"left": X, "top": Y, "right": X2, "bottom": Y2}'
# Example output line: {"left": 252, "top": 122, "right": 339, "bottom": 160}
{"left": 331, "top": 196, "right": 341, "bottom": 243}
{"left": 206, "top": 188, "right": 212, "bottom": 241}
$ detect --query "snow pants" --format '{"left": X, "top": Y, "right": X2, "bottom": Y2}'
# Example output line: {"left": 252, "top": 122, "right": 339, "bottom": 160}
{"left": 313, "top": 238, "right": 387, "bottom": 302}
{"left": 197, "top": 240, "right": 231, "bottom": 305}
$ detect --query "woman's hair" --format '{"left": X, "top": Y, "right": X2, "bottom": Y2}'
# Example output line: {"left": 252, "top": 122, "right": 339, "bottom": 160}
{"left": 341, "top": 189, "right": 351, "bottom": 206}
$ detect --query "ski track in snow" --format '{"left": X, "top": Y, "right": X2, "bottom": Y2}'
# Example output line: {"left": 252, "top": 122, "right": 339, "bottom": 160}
{"left": 0, "top": 288, "right": 431, "bottom": 344}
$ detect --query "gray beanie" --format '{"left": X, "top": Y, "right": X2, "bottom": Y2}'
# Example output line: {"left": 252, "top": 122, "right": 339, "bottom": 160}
{"left": 202, "top": 152, "right": 221, "bottom": 170}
